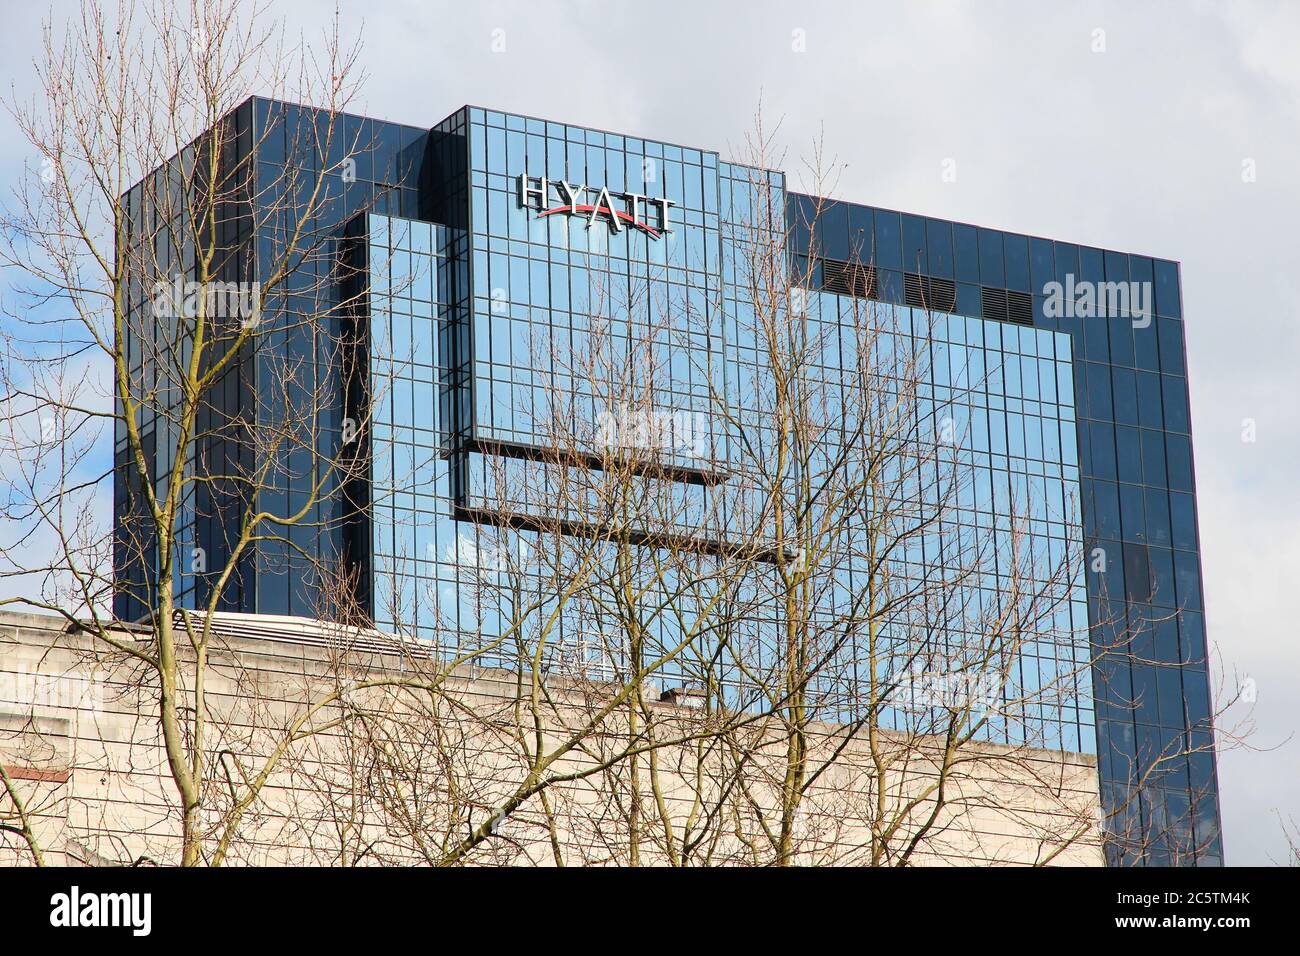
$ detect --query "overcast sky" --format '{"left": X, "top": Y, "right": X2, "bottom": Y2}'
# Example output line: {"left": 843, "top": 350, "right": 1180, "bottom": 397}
{"left": 1, "top": 0, "right": 1296, "bottom": 865}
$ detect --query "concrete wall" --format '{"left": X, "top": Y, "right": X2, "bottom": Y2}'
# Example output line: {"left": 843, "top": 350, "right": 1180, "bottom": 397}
{"left": 0, "top": 609, "right": 1104, "bottom": 866}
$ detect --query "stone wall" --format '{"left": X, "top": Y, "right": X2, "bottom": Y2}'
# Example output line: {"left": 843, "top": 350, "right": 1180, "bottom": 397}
{"left": 0, "top": 609, "right": 1104, "bottom": 866}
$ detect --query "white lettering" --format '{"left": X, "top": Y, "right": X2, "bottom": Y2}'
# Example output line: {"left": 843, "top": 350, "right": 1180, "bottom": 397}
{"left": 518, "top": 173, "right": 548, "bottom": 209}
{"left": 518, "top": 172, "right": 669, "bottom": 238}
{"left": 50, "top": 886, "right": 151, "bottom": 937}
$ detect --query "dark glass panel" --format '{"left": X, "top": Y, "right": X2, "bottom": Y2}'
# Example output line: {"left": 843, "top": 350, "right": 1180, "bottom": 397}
{"left": 1148, "top": 547, "right": 1176, "bottom": 608}
{"left": 1157, "top": 666, "right": 1186, "bottom": 727}
{"left": 1053, "top": 241, "right": 1080, "bottom": 284}
{"left": 978, "top": 228, "right": 1004, "bottom": 286}
{"left": 1166, "top": 434, "right": 1194, "bottom": 492}
{"left": 818, "top": 201, "right": 849, "bottom": 261}
{"left": 1030, "top": 237, "right": 1055, "bottom": 291}
{"left": 1170, "top": 492, "right": 1197, "bottom": 550}
{"left": 1116, "top": 426, "right": 1143, "bottom": 484}
{"left": 1132, "top": 667, "right": 1160, "bottom": 724}
{"left": 1120, "top": 484, "right": 1146, "bottom": 544}
{"left": 1084, "top": 313, "right": 1110, "bottom": 362}
{"left": 1088, "top": 421, "right": 1117, "bottom": 480}
{"left": 1142, "top": 428, "right": 1168, "bottom": 487}
{"left": 1085, "top": 363, "right": 1113, "bottom": 420}
{"left": 873, "top": 210, "right": 902, "bottom": 270}
{"left": 954, "top": 223, "right": 979, "bottom": 282}
{"left": 1154, "top": 259, "right": 1182, "bottom": 318}
{"left": 848, "top": 203, "right": 872, "bottom": 261}
{"left": 1104, "top": 249, "right": 1130, "bottom": 283}
{"left": 1112, "top": 367, "right": 1139, "bottom": 425}
{"left": 1153, "top": 616, "right": 1180, "bottom": 664}
{"left": 1145, "top": 487, "right": 1172, "bottom": 547}
{"left": 1136, "top": 372, "right": 1164, "bottom": 429}
{"left": 902, "top": 213, "right": 927, "bottom": 273}
{"left": 1092, "top": 481, "right": 1121, "bottom": 539}
{"left": 1158, "top": 318, "right": 1186, "bottom": 375}
{"left": 1174, "top": 551, "right": 1203, "bottom": 611}
{"left": 926, "top": 218, "right": 954, "bottom": 278}
{"left": 1123, "top": 542, "right": 1151, "bottom": 600}
{"left": 1178, "top": 611, "right": 1206, "bottom": 666}
{"left": 1079, "top": 246, "right": 1105, "bottom": 285}
{"left": 1004, "top": 233, "right": 1030, "bottom": 292}
{"left": 1161, "top": 376, "right": 1190, "bottom": 433}
{"left": 1109, "top": 316, "right": 1136, "bottom": 366}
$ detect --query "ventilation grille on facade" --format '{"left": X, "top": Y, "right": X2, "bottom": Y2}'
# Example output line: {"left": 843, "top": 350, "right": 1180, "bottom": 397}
{"left": 903, "top": 273, "right": 957, "bottom": 313}
{"left": 982, "top": 286, "right": 1033, "bottom": 325}
{"left": 980, "top": 287, "right": 1006, "bottom": 322}
{"left": 821, "top": 259, "right": 876, "bottom": 299}
{"left": 1007, "top": 290, "right": 1033, "bottom": 325}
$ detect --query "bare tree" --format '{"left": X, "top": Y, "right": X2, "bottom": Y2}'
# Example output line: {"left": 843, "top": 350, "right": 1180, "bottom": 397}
{"left": 323, "top": 121, "right": 1114, "bottom": 867}
{"left": 594, "top": 127, "right": 1108, "bottom": 867}
{"left": 0, "top": 0, "right": 385, "bottom": 865}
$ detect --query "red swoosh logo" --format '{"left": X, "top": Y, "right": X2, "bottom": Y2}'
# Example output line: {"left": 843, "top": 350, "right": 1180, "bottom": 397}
{"left": 537, "top": 203, "right": 661, "bottom": 239}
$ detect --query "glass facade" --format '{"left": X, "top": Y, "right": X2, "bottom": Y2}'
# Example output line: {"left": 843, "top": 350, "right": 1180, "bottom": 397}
{"left": 116, "top": 98, "right": 1220, "bottom": 865}
{"left": 719, "top": 165, "right": 1093, "bottom": 754}
{"left": 787, "top": 196, "right": 1219, "bottom": 864}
